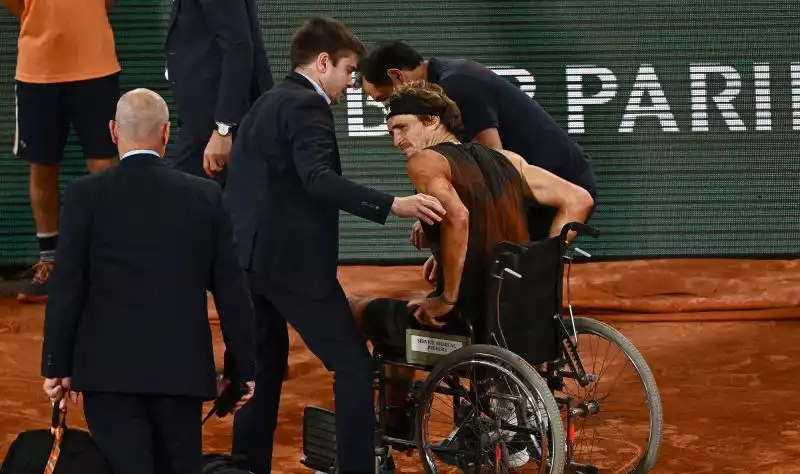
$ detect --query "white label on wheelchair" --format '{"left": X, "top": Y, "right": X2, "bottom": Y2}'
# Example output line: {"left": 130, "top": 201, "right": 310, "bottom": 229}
{"left": 410, "top": 335, "right": 463, "bottom": 355}
{"left": 406, "top": 329, "right": 471, "bottom": 366}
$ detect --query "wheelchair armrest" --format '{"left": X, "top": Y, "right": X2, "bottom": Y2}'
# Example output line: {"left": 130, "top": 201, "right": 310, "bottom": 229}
{"left": 560, "top": 222, "right": 600, "bottom": 240}
{"left": 455, "top": 311, "right": 475, "bottom": 340}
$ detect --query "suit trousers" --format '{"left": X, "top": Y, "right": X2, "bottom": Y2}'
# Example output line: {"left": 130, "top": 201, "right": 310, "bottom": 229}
{"left": 231, "top": 278, "right": 376, "bottom": 474}
{"left": 82, "top": 392, "right": 203, "bottom": 474}
{"left": 165, "top": 122, "right": 228, "bottom": 188}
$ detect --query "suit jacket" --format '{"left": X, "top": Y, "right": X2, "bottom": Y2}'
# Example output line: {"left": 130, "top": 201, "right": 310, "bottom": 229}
{"left": 41, "top": 153, "right": 255, "bottom": 400}
{"left": 225, "top": 72, "right": 395, "bottom": 298}
{"left": 165, "top": 0, "right": 273, "bottom": 137}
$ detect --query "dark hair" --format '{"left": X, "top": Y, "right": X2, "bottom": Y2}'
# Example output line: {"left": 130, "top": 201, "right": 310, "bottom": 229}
{"left": 290, "top": 16, "right": 366, "bottom": 69}
{"left": 388, "top": 81, "right": 464, "bottom": 138}
{"left": 358, "top": 41, "right": 424, "bottom": 86}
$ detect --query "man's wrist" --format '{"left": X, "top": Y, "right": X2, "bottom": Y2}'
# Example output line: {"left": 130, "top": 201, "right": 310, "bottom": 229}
{"left": 214, "top": 121, "right": 237, "bottom": 137}
{"left": 440, "top": 293, "right": 457, "bottom": 305}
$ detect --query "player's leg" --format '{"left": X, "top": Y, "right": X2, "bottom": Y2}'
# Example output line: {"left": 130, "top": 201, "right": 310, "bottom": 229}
{"left": 14, "top": 80, "right": 70, "bottom": 303}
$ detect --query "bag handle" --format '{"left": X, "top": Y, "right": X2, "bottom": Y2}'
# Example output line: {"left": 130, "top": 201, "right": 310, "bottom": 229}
{"left": 50, "top": 403, "right": 67, "bottom": 430}
{"left": 45, "top": 404, "right": 67, "bottom": 474}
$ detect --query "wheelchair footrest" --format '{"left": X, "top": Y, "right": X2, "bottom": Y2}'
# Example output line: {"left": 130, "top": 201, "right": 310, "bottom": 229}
{"left": 301, "top": 406, "right": 337, "bottom": 473}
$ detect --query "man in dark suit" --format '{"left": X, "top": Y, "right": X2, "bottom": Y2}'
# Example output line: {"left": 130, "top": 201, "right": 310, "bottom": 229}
{"left": 164, "top": 0, "right": 272, "bottom": 183}
{"left": 225, "top": 17, "right": 446, "bottom": 474}
{"left": 41, "top": 88, "right": 256, "bottom": 474}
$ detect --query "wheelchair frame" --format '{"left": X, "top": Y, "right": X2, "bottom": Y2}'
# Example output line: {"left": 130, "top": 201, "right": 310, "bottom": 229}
{"left": 301, "top": 221, "right": 659, "bottom": 474}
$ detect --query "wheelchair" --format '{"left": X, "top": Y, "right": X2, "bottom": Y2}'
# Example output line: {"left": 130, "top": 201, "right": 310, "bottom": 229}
{"left": 300, "top": 222, "right": 663, "bottom": 473}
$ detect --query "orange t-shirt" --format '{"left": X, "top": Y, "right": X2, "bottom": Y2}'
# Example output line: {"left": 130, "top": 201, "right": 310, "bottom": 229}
{"left": 15, "top": 0, "right": 121, "bottom": 84}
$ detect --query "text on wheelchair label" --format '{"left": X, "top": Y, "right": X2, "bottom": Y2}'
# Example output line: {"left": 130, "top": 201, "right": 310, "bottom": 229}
{"left": 410, "top": 335, "right": 464, "bottom": 355}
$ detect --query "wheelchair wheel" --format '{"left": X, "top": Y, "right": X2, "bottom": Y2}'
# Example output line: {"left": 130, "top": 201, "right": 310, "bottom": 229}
{"left": 554, "top": 317, "right": 663, "bottom": 473}
{"left": 414, "top": 344, "right": 566, "bottom": 473}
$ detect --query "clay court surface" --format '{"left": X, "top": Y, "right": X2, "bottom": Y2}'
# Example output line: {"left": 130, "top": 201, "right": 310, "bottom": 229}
{"left": 1, "top": 259, "right": 799, "bottom": 473}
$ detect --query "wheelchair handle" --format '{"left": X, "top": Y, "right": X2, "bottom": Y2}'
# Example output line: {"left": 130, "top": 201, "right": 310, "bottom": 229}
{"left": 560, "top": 222, "right": 600, "bottom": 240}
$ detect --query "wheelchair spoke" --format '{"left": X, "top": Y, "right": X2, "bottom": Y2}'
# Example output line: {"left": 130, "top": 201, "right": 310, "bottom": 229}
{"left": 414, "top": 346, "right": 565, "bottom": 473}
{"left": 553, "top": 318, "right": 662, "bottom": 473}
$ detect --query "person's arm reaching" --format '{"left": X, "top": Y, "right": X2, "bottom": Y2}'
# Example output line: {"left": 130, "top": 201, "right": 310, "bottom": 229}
{"left": 406, "top": 150, "right": 469, "bottom": 327}
{"left": 286, "top": 95, "right": 446, "bottom": 225}
{"left": 498, "top": 149, "right": 594, "bottom": 241}
{"left": 440, "top": 76, "right": 503, "bottom": 148}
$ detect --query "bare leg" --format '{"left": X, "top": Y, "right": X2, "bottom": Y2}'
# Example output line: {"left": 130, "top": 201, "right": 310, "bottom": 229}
{"left": 17, "top": 163, "right": 62, "bottom": 302}
{"left": 29, "top": 163, "right": 60, "bottom": 236}
{"left": 85, "top": 156, "right": 117, "bottom": 173}
{"left": 348, "top": 295, "right": 416, "bottom": 434}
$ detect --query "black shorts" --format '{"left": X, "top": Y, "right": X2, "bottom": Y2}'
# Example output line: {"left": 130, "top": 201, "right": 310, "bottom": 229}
{"left": 14, "top": 72, "right": 120, "bottom": 164}
{"left": 361, "top": 298, "right": 470, "bottom": 357}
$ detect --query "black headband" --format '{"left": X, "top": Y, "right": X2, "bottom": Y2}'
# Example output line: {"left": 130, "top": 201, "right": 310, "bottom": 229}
{"left": 385, "top": 95, "right": 444, "bottom": 120}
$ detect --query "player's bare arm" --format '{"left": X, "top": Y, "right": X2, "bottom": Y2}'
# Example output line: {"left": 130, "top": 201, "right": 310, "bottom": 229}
{"left": 497, "top": 149, "right": 594, "bottom": 240}
{"left": 406, "top": 149, "right": 469, "bottom": 323}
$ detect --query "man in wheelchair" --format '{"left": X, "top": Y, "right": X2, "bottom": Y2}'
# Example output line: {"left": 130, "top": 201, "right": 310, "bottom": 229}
{"left": 348, "top": 81, "right": 595, "bottom": 441}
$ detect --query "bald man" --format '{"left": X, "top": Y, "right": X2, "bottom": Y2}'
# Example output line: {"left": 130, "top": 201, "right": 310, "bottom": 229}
{"left": 41, "top": 88, "right": 256, "bottom": 474}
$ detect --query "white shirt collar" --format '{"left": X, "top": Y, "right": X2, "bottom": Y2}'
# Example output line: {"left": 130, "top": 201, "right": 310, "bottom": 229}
{"left": 296, "top": 70, "right": 331, "bottom": 105}
{"left": 121, "top": 149, "right": 161, "bottom": 160}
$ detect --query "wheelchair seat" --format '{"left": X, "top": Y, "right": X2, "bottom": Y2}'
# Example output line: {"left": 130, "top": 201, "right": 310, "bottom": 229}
{"left": 370, "top": 233, "right": 566, "bottom": 371}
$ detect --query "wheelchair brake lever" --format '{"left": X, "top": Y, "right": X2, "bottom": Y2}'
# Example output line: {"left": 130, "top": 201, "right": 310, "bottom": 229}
{"left": 573, "top": 247, "right": 591, "bottom": 258}
{"left": 502, "top": 267, "right": 522, "bottom": 279}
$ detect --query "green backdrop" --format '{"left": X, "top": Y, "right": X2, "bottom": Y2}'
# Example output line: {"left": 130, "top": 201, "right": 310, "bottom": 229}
{"left": 0, "top": 0, "right": 798, "bottom": 266}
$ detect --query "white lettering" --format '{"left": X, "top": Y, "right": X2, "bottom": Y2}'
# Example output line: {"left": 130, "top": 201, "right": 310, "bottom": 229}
{"left": 343, "top": 62, "right": 798, "bottom": 137}
{"left": 345, "top": 87, "right": 387, "bottom": 137}
{"left": 754, "top": 63, "right": 771, "bottom": 131}
{"left": 489, "top": 67, "right": 536, "bottom": 98}
{"left": 410, "top": 335, "right": 464, "bottom": 356}
{"left": 690, "top": 64, "right": 746, "bottom": 132}
{"left": 619, "top": 64, "right": 679, "bottom": 133}
{"left": 566, "top": 66, "right": 618, "bottom": 134}
{"left": 792, "top": 63, "right": 800, "bottom": 131}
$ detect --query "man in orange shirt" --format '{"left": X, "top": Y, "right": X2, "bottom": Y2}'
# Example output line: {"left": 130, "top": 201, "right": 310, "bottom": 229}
{"left": 1, "top": 0, "right": 121, "bottom": 303}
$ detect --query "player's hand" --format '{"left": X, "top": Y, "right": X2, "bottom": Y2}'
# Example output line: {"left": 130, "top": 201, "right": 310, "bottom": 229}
{"left": 422, "top": 255, "right": 437, "bottom": 285}
{"left": 391, "top": 194, "right": 445, "bottom": 225}
{"left": 203, "top": 131, "right": 232, "bottom": 177}
{"left": 410, "top": 221, "right": 428, "bottom": 250}
{"left": 408, "top": 296, "right": 453, "bottom": 328}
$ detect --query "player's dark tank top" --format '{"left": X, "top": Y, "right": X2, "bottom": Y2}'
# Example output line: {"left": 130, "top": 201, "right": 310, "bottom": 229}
{"left": 421, "top": 141, "right": 529, "bottom": 315}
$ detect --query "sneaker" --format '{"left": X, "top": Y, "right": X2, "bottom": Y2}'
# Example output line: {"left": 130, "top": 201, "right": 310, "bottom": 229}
{"left": 17, "top": 261, "right": 52, "bottom": 304}
{"left": 506, "top": 444, "right": 531, "bottom": 468}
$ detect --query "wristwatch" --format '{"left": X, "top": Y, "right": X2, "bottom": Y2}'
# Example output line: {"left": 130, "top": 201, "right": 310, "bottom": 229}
{"left": 215, "top": 122, "right": 235, "bottom": 137}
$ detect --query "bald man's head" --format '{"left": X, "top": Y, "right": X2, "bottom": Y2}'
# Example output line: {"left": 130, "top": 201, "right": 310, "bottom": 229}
{"left": 110, "top": 88, "right": 170, "bottom": 155}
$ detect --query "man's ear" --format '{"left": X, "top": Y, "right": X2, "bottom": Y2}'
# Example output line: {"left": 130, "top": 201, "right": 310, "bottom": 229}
{"left": 387, "top": 68, "right": 406, "bottom": 84}
{"left": 424, "top": 116, "right": 441, "bottom": 129}
{"left": 316, "top": 52, "right": 331, "bottom": 73}
{"left": 162, "top": 122, "right": 171, "bottom": 145}
{"left": 109, "top": 120, "right": 118, "bottom": 145}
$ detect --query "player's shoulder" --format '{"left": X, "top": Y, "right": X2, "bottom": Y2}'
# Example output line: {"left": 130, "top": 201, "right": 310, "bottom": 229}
{"left": 407, "top": 147, "right": 450, "bottom": 177}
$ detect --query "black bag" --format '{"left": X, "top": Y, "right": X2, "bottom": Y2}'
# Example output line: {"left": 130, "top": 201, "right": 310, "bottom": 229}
{"left": 201, "top": 453, "right": 253, "bottom": 473}
{"left": 0, "top": 404, "right": 112, "bottom": 474}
